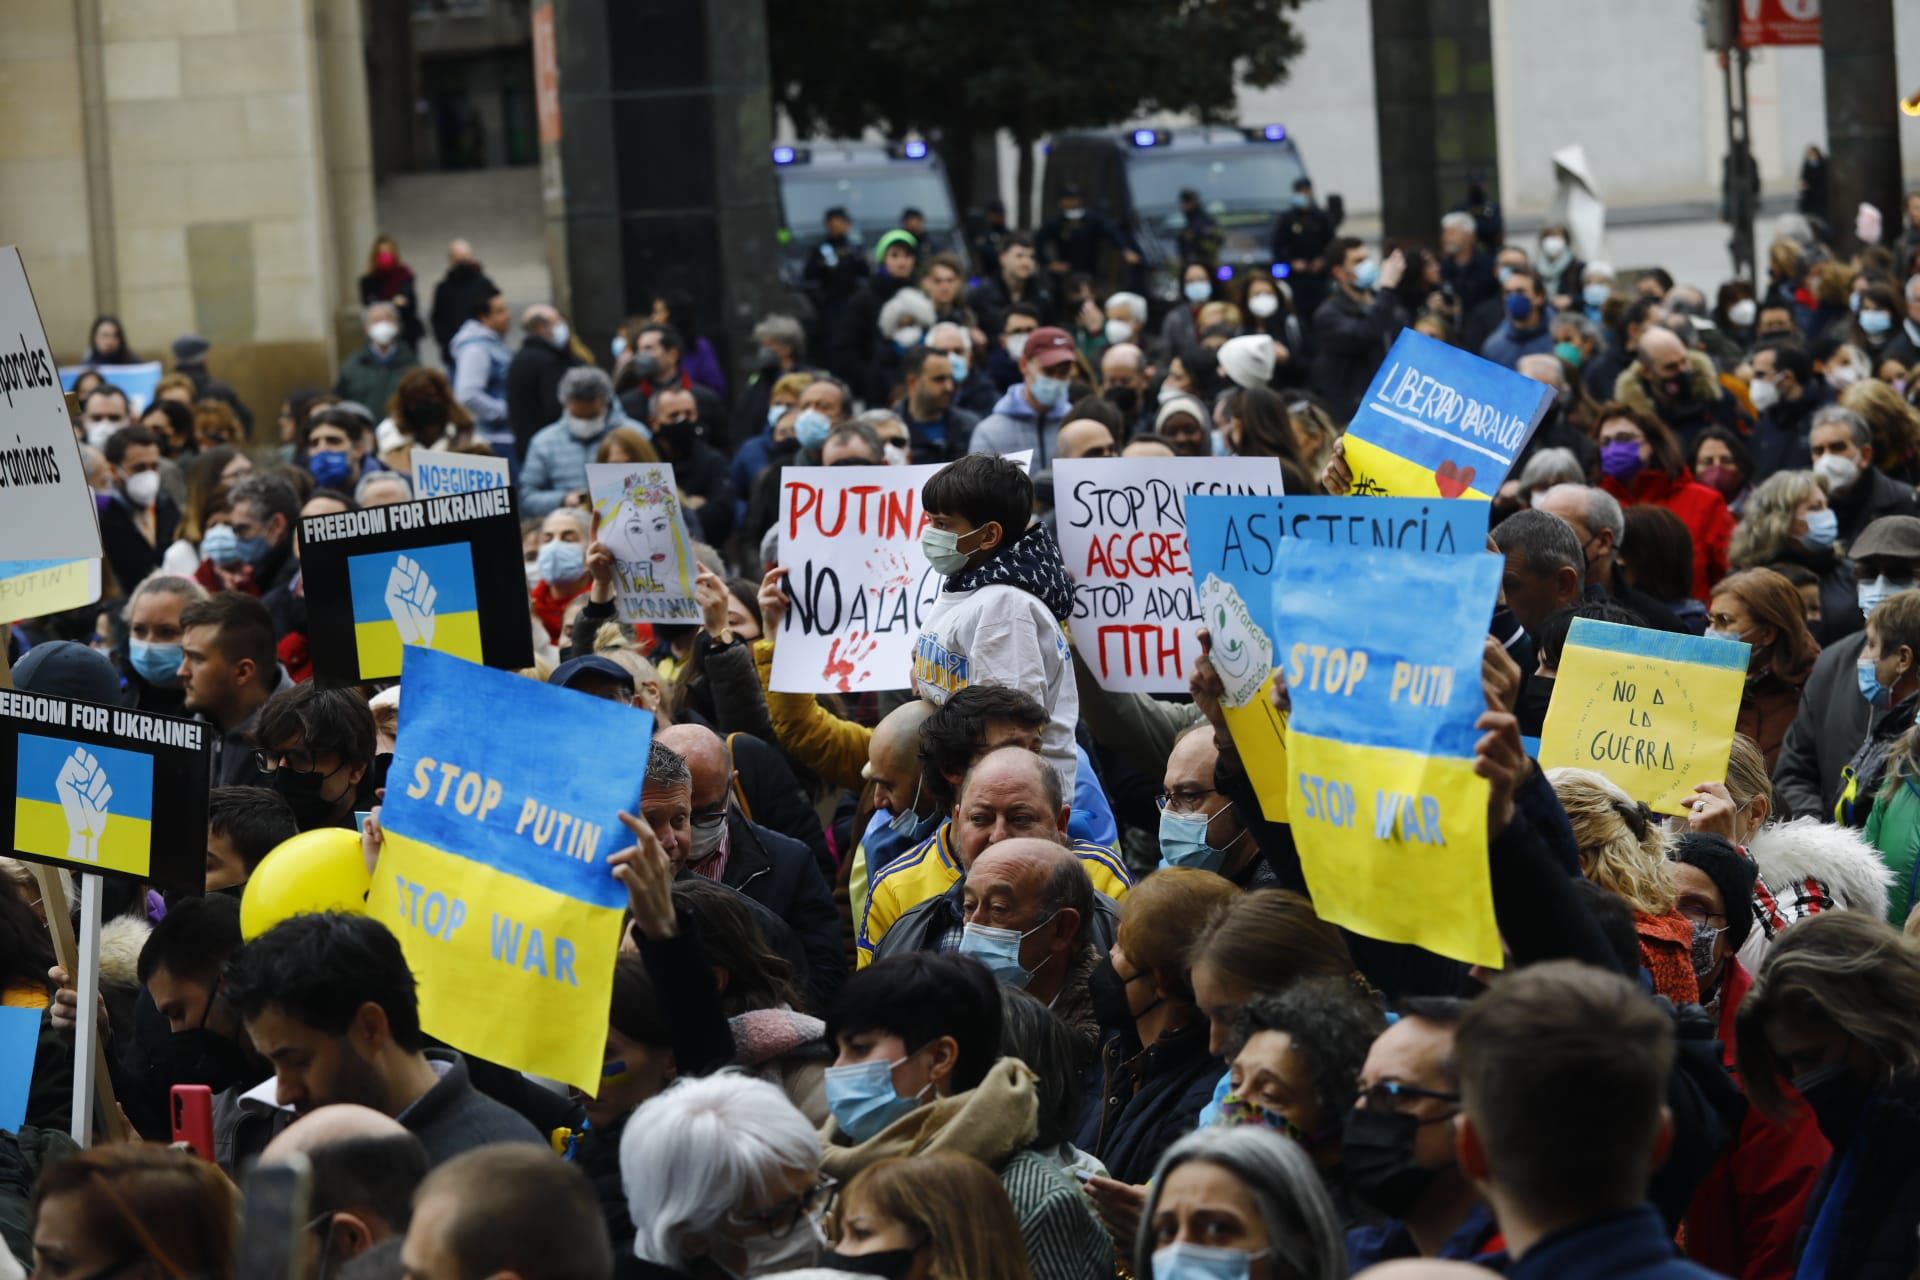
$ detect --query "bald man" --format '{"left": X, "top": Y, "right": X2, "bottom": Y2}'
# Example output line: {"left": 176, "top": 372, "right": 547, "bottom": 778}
{"left": 1122, "top": 436, "right": 1176, "bottom": 459}
{"left": 430, "top": 237, "right": 498, "bottom": 362}
{"left": 1100, "top": 341, "right": 1150, "bottom": 426}
{"left": 262, "top": 1105, "right": 429, "bottom": 1275}
{"left": 653, "top": 723, "right": 844, "bottom": 1003}
{"left": 402, "top": 1146, "right": 611, "bottom": 1280}
{"left": 851, "top": 700, "right": 940, "bottom": 913}
{"left": 1354, "top": 1263, "right": 1501, "bottom": 1280}
{"left": 1056, "top": 418, "right": 1116, "bottom": 460}
{"left": 1617, "top": 324, "right": 1736, "bottom": 445}
{"left": 507, "top": 301, "right": 581, "bottom": 455}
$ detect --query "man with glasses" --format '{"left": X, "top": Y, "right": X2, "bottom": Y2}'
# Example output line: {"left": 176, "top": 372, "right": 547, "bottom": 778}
{"left": 652, "top": 726, "right": 845, "bottom": 1007}
{"left": 1157, "top": 723, "right": 1265, "bottom": 885}
{"left": 1345, "top": 996, "right": 1499, "bottom": 1267}
{"left": 252, "top": 681, "right": 377, "bottom": 831}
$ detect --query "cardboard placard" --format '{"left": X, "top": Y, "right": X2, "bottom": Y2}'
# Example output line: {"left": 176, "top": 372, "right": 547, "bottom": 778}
{"left": 0, "top": 247, "right": 103, "bottom": 564}
{"left": 61, "top": 362, "right": 163, "bottom": 415}
{"left": 0, "top": 558, "right": 103, "bottom": 622}
{"left": 411, "top": 447, "right": 509, "bottom": 498}
{"left": 297, "top": 488, "right": 534, "bottom": 686}
{"left": 586, "top": 462, "right": 700, "bottom": 624}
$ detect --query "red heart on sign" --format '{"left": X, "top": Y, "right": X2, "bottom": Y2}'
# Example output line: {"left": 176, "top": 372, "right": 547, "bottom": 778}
{"left": 1435, "top": 459, "right": 1475, "bottom": 498}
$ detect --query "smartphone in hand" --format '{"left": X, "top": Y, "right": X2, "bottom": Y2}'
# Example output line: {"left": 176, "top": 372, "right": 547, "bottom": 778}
{"left": 170, "top": 1085, "right": 214, "bottom": 1162}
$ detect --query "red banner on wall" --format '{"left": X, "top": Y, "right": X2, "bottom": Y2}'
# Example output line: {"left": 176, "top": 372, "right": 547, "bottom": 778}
{"left": 1738, "top": 0, "right": 1820, "bottom": 47}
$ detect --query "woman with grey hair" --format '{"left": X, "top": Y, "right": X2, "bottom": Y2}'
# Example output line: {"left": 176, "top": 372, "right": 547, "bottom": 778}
{"left": 519, "top": 364, "right": 637, "bottom": 517}
{"left": 869, "top": 287, "right": 940, "bottom": 407}
{"left": 1134, "top": 1126, "right": 1345, "bottom": 1280}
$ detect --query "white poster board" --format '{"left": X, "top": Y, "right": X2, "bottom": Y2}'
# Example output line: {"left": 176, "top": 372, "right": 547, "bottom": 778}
{"left": 1054, "top": 456, "right": 1284, "bottom": 693}
{"left": 411, "top": 446, "right": 509, "bottom": 497}
{"left": 585, "top": 462, "right": 700, "bottom": 624}
{"left": 0, "top": 247, "right": 102, "bottom": 563}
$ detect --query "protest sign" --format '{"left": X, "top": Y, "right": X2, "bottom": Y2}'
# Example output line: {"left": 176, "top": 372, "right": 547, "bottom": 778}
{"left": 1341, "top": 329, "right": 1553, "bottom": 501}
{"left": 1185, "top": 495, "right": 1490, "bottom": 820}
{"left": 1, "top": 248, "right": 102, "bottom": 564}
{"left": 0, "top": 558, "right": 102, "bottom": 622}
{"left": 61, "top": 362, "right": 163, "bottom": 415}
{"left": 367, "top": 648, "right": 650, "bottom": 1090}
{"left": 297, "top": 487, "right": 533, "bottom": 686}
{"left": 0, "top": 687, "right": 211, "bottom": 891}
{"left": 0, "top": 1006, "right": 36, "bottom": 1132}
{"left": 1271, "top": 538, "right": 1505, "bottom": 967}
{"left": 771, "top": 462, "right": 943, "bottom": 694}
{"left": 1054, "top": 457, "right": 1284, "bottom": 693}
{"left": 1538, "top": 618, "right": 1748, "bottom": 815}
{"left": 585, "top": 461, "right": 700, "bottom": 625}
{"left": 411, "top": 447, "right": 509, "bottom": 498}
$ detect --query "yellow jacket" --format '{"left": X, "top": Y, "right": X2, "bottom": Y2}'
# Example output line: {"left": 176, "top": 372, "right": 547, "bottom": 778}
{"left": 753, "top": 639, "right": 870, "bottom": 793}
{"left": 856, "top": 819, "right": 1132, "bottom": 966}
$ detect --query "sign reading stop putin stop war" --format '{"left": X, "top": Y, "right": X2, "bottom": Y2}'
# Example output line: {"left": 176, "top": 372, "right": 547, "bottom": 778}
{"left": 0, "top": 247, "right": 102, "bottom": 564}
{"left": 1539, "top": 618, "right": 1749, "bottom": 815}
{"left": 368, "top": 648, "right": 652, "bottom": 1091}
{"left": 1054, "top": 457, "right": 1284, "bottom": 693}
{"left": 0, "top": 687, "right": 210, "bottom": 893}
{"left": 298, "top": 488, "right": 533, "bottom": 686}
{"left": 1272, "top": 537, "right": 1505, "bottom": 967}
{"left": 1341, "top": 329, "right": 1553, "bottom": 502}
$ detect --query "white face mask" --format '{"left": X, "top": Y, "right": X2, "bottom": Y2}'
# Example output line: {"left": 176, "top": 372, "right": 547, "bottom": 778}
{"left": 368, "top": 320, "right": 400, "bottom": 347}
{"left": 883, "top": 442, "right": 908, "bottom": 467}
{"left": 1540, "top": 235, "right": 1568, "bottom": 258}
{"left": 740, "top": 1212, "right": 825, "bottom": 1275}
{"left": 566, "top": 413, "right": 606, "bottom": 440}
{"left": 86, "top": 420, "right": 123, "bottom": 449}
{"left": 1828, "top": 354, "right": 1869, "bottom": 392}
{"left": 1747, "top": 377, "right": 1780, "bottom": 413}
{"left": 1248, "top": 293, "right": 1279, "bottom": 319}
{"left": 1104, "top": 318, "right": 1133, "bottom": 345}
{"left": 1728, "top": 299, "right": 1757, "bottom": 328}
{"left": 894, "top": 325, "right": 925, "bottom": 349}
{"left": 1004, "top": 333, "right": 1029, "bottom": 361}
{"left": 551, "top": 321, "right": 570, "bottom": 348}
{"left": 1814, "top": 451, "right": 1862, "bottom": 493}
{"left": 123, "top": 470, "right": 161, "bottom": 508}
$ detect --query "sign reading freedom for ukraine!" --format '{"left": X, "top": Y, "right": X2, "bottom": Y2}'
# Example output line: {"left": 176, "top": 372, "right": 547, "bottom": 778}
{"left": 297, "top": 487, "right": 532, "bottom": 686}
{"left": 1539, "top": 618, "right": 1748, "bottom": 815}
{"left": 1184, "top": 496, "right": 1490, "bottom": 822}
{"left": 585, "top": 461, "right": 700, "bottom": 625}
{"left": 368, "top": 648, "right": 652, "bottom": 1090}
{"left": 1341, "top": 329, "right": 1553, "bottom": 501}
{"left": 1053, "top": 456, "right": 1283, "bottom": 693}
{"left": 0, "top": 687, "right": 210, "bottom": 892}
{"left": 1272, "top": 538, "right": 1505, "bottom": 967}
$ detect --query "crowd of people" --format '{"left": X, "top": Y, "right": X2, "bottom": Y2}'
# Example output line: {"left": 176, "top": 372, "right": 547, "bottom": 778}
{"left": 6, "top": 185, "right": 1920, "bottom": 1280}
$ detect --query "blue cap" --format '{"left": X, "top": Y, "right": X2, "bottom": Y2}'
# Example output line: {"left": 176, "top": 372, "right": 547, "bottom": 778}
{"left": 13, "top": 641, "right": 121, "bottom": 705}
{"left": 548, "top": 654, "right": 634, "bottom": 693}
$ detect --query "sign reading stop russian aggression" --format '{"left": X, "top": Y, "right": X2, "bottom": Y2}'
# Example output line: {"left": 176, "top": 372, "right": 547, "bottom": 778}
{"left": 298, "top": 488, "right": 533, "bottom": 686}
{"left": 368, "top": 648, "right": 651, "bottom": 1091}
{"left": 1271, "top": 537, "right": 1505, "bottom": 968}
{"left": 1341, "top": 329, "right": 1553, "bottom": 502}
{"left": 0, "top": 686, "right": 210, "bottom": 892}
{"left": 1054, "top": 457, "right": 1284, "bottom": 693}
{"left": 1538, "top": 618, "right": 1748, "bottom": 815}
{"left": 771, "top": 463, "right": 947, "bottom": 694}
{"left": 0, "top": 247, "right": 102, "bottom": 565}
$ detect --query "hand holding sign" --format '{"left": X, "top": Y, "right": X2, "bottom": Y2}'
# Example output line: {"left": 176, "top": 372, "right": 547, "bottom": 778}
{"left": 55, "top": 746, "right": 111, "bottom": 862}
{"left": 609, "top": 811, "right": 677, "bottom": 941}
{"left": 384, "top": 554, "right": 438, "bottom": 646}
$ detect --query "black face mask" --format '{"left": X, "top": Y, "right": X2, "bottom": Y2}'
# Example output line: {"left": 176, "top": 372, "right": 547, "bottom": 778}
{"left": 1342, "top": 1108, "right": 1443, "bottom": 1219}
{"left": 1792, "top": 1062, "right": 1872, "bottom": 1148}
{"left": 1087, "top": 956, "right": 1157, "bottom": 1030}
{"left": 1518, "top": 675, "right": 1555, "bottom": 732}
{"left": 168, "top": 1028, "right": 256, "bottom": 1095}
{"left": 1105, "top": 385, "right": 1140, "bottom": 417}
{"left": 821, "top": 1248, "right": 918, "bottom": 1280}
{"left": 269, "top": 766, "right": 346, "bottom": 831}
{"left": 656, "top": 420, "right": 698, "bottom": 454}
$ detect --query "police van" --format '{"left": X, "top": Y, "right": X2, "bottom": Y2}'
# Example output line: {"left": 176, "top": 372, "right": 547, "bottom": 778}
{"left": 1041, "top": 124, "right": 1323, "bottom": 301}
{"left": 772, "top": 140, "right": 972, "bottom": 290}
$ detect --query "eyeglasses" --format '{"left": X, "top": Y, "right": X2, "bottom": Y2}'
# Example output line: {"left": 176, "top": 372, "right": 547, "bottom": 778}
{"left": 1359, "top": 1081, "right": 1460, "bottom": 1115}
{"left": 727, "top": 1172, "right": 837, "bottom": 1238}
{"left": 252, "top": 747, "right": 336, "bottom": 777}
{"left": 689, "top": 806, "right": 728, "bottom": 832}
{"left": 1156, "top": 788, "right": 1220, "bottom": 815}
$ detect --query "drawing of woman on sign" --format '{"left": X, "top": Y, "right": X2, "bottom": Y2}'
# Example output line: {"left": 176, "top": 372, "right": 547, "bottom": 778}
{"left": 592, "top": 467, "right": 696, "bottom": 602}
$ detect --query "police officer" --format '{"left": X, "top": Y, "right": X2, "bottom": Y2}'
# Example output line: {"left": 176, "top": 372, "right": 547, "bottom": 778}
{"left": 1271, "top": 177, "right": 1339, "bottom": 321}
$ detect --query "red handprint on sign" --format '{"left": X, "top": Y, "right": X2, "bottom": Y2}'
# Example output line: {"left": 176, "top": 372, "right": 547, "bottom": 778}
{"left": 822, "top": 631, "right": 879, "bottom": 692}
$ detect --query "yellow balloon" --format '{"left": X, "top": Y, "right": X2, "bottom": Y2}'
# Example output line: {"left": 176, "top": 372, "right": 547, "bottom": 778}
{"left": 240, "top": 827, "right": 372, "bottom": 939}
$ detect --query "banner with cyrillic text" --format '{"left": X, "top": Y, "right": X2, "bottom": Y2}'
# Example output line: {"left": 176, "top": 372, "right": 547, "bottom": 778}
{"left": 368, "top": 648, "right": 650, "bottom": 1091}
{"left": 1054, "top": 457, "right": 1283, "bottom": 693}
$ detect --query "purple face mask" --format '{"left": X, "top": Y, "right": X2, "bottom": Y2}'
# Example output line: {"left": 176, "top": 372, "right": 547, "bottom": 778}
{"left": 1601, "top": 439, "right": 1645, "bottom": 481}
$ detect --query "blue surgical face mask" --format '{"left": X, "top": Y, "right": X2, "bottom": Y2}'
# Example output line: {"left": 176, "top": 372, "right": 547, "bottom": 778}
{"left": 307, "top": 449, "right": 352, "bottom": 489}
{"left": 1583, "top": 282, "right": 1611, "bottom": 308}
{"left": 921, "top": 524, "right": 983, "bottom": 577}
{"left": 611, "top": 334, "right": 628, "bottom": 359}
{"left": 1859, "top": 575, "right": 1909, "bottom": 618}
{"left": 1350, "top": 258, "right": 1379, "bottom": 291}
{"left": 946, "top": 352, "right": 970, "bottom": 383}
{"left": 1800, "top": 506, "right": 1839, "bottom": 550}
{"left": 823, "top": 1057, "right": 922, "bottom": 1142}
{"left": 1028, "top": 372, "right": 1068, "bottom": 408}
{"left": 1158, "top": 805, "right": 1231, "bottom": 872}
{"left": 200, "top": 522, "right": 241, "bottom": 567}
{"left": 537, "top": 539, "right": 585, "bottom": 587}
{"left": 1859, "top": 656, "right": 1889, "bottom": 707}
{"left": 795, "top": 408, "right": 832, "bottom": 450}
{"left": 958, "top": 914, "right": 1057, "bottom": 988}
{"left": 1183, "top": 280, "right": 1212, "bottom": 305}
{"left": 1860, "top": 309, "right": 1892, "bottom": 335}
{"left": 1151, "top": 1242, "right": 1267, "bottom": 1280}
{"left": 128, "top": 640, "right": 183, "bottom": 687}
{"left": 767, "top": 403, "right": 787, "bottom": 430}
{"left": 231, "top": 531, "right": 270, "bottom": 567}
{"left": 1504, "top": 292, "right": 1534, "bottom": 322}
{"left": 1496, "top": 265, "right": 1514, "bottom": 285}
{"left": 1290, "top": 192, "right": 1309, "bottom": 209}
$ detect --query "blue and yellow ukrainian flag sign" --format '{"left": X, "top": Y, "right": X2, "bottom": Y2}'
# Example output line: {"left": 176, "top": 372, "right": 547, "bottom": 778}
{"left": 366, "top": 648, "right": 654, "bottom": 1091}
{"left": 1270, "top": 539, "right": 1506, "bottom": 968}
{"left": 14, "top": 734, "right": 154, "bottom": 878}
{"left": 347, "top": 544, "right": 483, "bottom": 678}
{"left": 1539, "top": 618, "right": 1748, "bottom": 816}
{"left": 1341, "top": 330, "right": 1553, "bottom": 501}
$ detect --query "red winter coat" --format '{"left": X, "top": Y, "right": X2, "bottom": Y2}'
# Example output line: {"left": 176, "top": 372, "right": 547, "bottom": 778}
{"left": 1684, "top": 961, "right": 1830, "bottom": 1279}
{"left": 530, "top": 576, "right": 590, "bottom": 644}
{"left": 1602, "top": 467, "right": 1734, "bottom": 602}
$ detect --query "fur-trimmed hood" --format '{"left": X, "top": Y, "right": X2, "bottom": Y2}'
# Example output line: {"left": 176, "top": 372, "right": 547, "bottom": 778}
{"left": 1612, "top": 348, "right": 1721, "bottom": 419}
{"left": 1737, "top": 817, "right": 1894, "bottom": 974}
{"left": 98, "top": 914, "right": 150, "bottom": 992}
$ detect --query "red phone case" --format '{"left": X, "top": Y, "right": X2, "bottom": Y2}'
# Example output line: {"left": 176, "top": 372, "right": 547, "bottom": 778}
{"left": 171, "top": 1084, "right": 215, "bottom": 1161}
